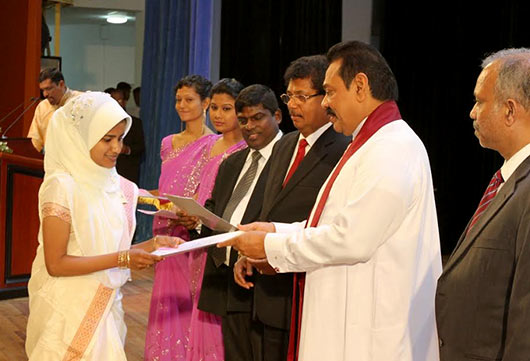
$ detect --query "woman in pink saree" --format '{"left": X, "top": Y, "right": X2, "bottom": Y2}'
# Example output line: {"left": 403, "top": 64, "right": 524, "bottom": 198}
{"left": 145, "top": 78, "right": 247, "bottom": 361}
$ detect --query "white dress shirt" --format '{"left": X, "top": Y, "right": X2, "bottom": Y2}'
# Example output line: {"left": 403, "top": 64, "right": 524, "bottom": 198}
{"left": 499, "top": 142, "right": 530, "bottom": 191}
{"left": 224, "top": 130, "right": 282, "bottom": 263}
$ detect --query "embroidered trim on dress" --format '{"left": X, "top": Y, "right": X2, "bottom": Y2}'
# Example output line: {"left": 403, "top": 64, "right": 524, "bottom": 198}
{"left": 162, "top": 144, "right": 186, "bottom": 164}
{"left": 42, "top": 202, "right": 72, "bottom": 224}
{"left": 62, "top": 284, "right": 113, "bottom": 361}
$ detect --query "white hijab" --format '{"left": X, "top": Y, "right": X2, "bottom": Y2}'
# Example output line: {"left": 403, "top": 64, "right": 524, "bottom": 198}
{"left": 42, "top": 91, "right": 132, "bottom": 288}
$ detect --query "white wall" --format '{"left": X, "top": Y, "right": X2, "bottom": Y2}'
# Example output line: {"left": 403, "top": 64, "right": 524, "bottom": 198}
{"left": 134, "top": 11, "right": 145, "bottom": 86}
{"left": 44, "top": 6, "right": 141, "bottom": 92}
{"left": 73, "top": 0, "right": 144, "bottom": 11}
{"left": 47, "top": 22, "right": 136, "bottom": 92}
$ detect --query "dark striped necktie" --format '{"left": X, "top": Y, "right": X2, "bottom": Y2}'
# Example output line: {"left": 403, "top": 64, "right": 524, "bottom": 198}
{"left": 466, "top": 169, "right": 504, "bottom": 234}
{"left": 212, "top": 150, "right": 262, "bottom": 267}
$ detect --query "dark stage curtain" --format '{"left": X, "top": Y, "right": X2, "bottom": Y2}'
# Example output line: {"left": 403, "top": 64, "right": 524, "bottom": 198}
{"left": 220, "top": 0, "right": 342, "bottom": 133}
{"left": 377, "top": 0, "right": 530, "bottom": 253}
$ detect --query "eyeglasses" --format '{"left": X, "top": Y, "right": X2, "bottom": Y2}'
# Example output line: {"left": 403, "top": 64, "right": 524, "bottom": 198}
{"left": 280, "top": 92, "right": 323, "bottom": 105}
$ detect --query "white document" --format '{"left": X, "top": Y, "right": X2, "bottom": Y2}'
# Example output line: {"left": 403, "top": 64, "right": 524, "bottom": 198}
{"left": 137, "top": 209, "right": 179, "bottom": 220}
{"left": 164, "top": 194, "right": 236, "bottom": 232}
{"left": 152, "top": 231, "right": 243, "bottom": 256}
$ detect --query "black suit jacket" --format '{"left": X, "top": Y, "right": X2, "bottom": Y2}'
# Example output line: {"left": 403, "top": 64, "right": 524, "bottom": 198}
{"left": 116, "top": 115, "right": 145, "bottom": 184}
{"left": 198, "top": 148, "right": 271, "bottom": 316}
{"left": 436, "top": 155, "right": 530, "bottom": 361}
{"left": 254, "top": 126, "right": 350, "bottom": 330}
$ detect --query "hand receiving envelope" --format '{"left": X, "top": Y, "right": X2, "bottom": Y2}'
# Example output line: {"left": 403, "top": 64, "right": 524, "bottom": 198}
{"left": 137, "top": 192, "right": 236, "bottom": 233}
{"left": 163, "top": 194, "right": 236, "bottom": 233}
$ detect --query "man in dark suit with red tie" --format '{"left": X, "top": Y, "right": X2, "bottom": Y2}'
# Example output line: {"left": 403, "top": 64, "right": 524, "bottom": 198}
{"left": 233, "top": 55, "right": 350, "bottom": 361}
{"left": 436, "top": 48, "right": 530, "bottom": 360}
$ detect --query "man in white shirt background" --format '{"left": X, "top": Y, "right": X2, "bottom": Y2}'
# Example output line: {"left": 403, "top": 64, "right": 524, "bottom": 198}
{"left": 27, "top": 68, "right": 81, "bottom": 152}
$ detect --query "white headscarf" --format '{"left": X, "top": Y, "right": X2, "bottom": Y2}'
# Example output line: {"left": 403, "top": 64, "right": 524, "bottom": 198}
{"left": 42, "top": 91, "right": 132, "bottom": 288}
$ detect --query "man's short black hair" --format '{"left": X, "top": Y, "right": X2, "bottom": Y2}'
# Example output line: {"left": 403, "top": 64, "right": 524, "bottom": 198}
{"left": 175, "top": 75, "right": 212, "bottom": 100}
{"left": 283, "top": 55, "right": 328, "bottom": 94}
{"left": 235, "top": 84, "right": 279, "bottom": 115}
{"left": 116, "top": 82, "right": 132, "bottom": 91}
{"left": 39, "top": 68, "right": 64, "bottom": 84}
{"left": 327, "top": 41, "right": 398, "bottom": 101}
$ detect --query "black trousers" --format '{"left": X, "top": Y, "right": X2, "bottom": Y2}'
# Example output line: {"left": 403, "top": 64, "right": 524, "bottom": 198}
{"left": 222, "top": 312, "right": 289, "bottom": 361}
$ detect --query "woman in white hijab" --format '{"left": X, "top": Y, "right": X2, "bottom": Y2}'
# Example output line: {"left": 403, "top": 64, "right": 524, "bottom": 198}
{"left": 25, "top": 92, "right": 179, "bottom": 360}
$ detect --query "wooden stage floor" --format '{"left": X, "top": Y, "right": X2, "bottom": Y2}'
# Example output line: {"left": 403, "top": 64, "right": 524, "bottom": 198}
{"left": 0, "top": 256, "right": 450, "bottom": 360}
{"left": 0, "top": 268, "right": 154, "bottom": 361}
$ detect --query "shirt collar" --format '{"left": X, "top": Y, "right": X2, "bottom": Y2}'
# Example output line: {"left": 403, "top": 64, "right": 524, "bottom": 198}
{"left": 351, "top": 117, "right": 368, "bottom": 141}
{"left": 58, "top": 88, "right": 74, "bottom": 107}
{"left": 251, "top": 130, "right": 282, "bottom": 162}
{"left": 299, "top": 122, "right": 332, "bottom": 147}
{"left": 501, "top": 142, "right": 530, "bottom": 182}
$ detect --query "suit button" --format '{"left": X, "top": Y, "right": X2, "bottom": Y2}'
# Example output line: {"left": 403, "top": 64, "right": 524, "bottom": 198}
{"left": 439, "top": 338, "right": 444, "bottom": 348}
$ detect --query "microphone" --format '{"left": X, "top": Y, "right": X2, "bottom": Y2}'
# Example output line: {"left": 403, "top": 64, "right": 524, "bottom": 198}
{"left": 0, "top": 97, "right": 39, "bottom": 124}
{"left": 1, "top": 97, "right": 40, "bottom": 139}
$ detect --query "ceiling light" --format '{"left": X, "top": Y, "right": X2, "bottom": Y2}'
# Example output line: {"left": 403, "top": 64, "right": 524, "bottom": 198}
{"left": 106, "top": 12, "right": 128, "bottom": 24}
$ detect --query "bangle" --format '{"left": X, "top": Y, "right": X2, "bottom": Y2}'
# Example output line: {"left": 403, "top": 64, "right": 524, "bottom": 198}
{"left": 118, "top": 250, "right": 129, "bottom": 269}
{"left": 126, "top": 250, "right": 130, "bottom": 269}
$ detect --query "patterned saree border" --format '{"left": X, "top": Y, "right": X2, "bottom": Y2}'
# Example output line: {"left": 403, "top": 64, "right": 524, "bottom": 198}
{"left": 62, "top": 284, "right": 113, "bottom": 361}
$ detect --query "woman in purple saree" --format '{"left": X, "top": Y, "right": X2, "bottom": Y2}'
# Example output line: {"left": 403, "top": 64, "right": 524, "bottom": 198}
{"left": 145, "top": 78, "right": 247, "bottom": 361}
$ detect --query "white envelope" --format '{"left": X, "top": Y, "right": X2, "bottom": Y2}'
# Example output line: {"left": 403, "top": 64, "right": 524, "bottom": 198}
{"left": 152, "top": 231, "right": 243, "bottom": 256}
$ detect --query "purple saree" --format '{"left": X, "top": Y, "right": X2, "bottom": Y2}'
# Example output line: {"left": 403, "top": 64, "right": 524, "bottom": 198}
{"left": 145, "top": 133, "right": 246, "bottom": 361}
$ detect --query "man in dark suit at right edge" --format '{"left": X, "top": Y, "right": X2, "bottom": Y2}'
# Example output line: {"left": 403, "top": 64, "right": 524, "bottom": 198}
{"left": 233, "top": 55, "right": 350, "bottom": 361}
{"left": 436, "top": 48, "right": 530, "bottom": 360}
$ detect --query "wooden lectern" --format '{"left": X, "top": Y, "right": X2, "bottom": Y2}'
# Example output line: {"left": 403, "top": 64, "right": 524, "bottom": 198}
{"left": 0, "top": 138, "right": 43, "bottom": 299}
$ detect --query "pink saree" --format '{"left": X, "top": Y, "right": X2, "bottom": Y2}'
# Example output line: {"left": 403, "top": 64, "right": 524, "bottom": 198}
{"left": 145, "top": 133, "right": 247, "bottom": 361}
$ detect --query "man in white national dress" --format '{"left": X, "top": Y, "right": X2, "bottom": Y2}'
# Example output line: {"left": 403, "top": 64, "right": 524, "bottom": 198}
{"left": 219, "top": 40, "right": 442, "bottom": 361}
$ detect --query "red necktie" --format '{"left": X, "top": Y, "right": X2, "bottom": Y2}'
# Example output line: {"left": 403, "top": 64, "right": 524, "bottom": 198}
{"left": 287, "top": 101, "right": 402, "bottom": 361}
{"left": 283, "top": 138, "right": 308, "bottom": 187}
{"left": 466, "top": 169, "right": 503, "bottom": 234}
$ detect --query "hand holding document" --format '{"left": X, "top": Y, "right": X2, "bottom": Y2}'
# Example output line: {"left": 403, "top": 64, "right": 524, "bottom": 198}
{"left": 137, "top": 192, "right": 236, "bottom": 233}
{"left": 216, "top": 228, "right": 268, "bottom": 259}
{"left": 164, "top": 194, "right": 236, "bottom": 232}
{"left": 152, "top": 231, "right": 243, "bottom": 256}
